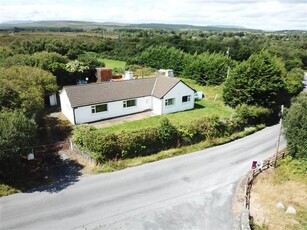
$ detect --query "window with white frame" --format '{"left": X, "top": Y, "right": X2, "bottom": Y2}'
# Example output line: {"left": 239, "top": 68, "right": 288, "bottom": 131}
{"left": 182, "top": 95, "right": 191, "bottom": 103}
{"left": 165, "top": 98, "right": 175, "bottom": 106}
{"left": 91, "top": 104, "right": 108, "bottom": 113}
{"left": 123, "top": 99, "right": 136, "bottom": 108}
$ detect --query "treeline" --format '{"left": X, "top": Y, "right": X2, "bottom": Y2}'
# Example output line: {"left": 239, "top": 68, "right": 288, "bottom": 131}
{"left": 128, "top": 45, "right": 235, "bottom": 85}
{"left": 1, "top": 30, "right": 306, "bottom": 65}
{"left": 74, "top": 106, "right": 270, "bottom": 163}
{"left": 1, "top": 26, "right": 85, "bottom": 33}
{"left": 0, "top": 31, "right": 305, "bottom": 90}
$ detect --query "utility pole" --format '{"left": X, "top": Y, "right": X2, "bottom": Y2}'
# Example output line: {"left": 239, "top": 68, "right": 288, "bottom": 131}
{"left": 274, "top": 105, "right": 284, "bottom": 168}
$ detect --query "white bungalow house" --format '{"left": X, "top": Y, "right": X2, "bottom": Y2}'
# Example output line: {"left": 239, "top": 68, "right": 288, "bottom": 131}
{"left": 60, "top": 76, "right": 195, "bottom": 125}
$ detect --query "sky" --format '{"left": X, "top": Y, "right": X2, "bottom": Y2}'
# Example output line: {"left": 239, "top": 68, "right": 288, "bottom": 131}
{"left": 0, "top": 0, "right": 306, "bottom": 31}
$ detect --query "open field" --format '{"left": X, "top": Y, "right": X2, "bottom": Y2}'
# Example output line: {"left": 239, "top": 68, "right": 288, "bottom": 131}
{"left": 98, "top": 58, "right": 126, "bottom": 69}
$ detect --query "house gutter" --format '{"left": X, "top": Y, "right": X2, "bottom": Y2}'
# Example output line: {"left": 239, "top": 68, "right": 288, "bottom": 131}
{"left": 73, "top": 108, "right": 77, "bottom": 125}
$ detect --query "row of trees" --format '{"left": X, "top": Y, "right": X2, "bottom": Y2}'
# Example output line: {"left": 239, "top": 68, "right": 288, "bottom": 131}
{"left": 129, "top": 46, "right": 303, "bottom": 113}
{"left": 1, "top": 30, "right": 306, "bottom": 67}
{"left": 128, "top": 45, "right": 235, "bottom": 85}
{"left": 1, "top": 51, "right": 104, "bottom": 86}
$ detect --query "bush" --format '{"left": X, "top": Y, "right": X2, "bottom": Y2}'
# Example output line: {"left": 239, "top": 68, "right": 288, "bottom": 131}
{"left": 158, "top": 118, "right": 178, "bottom": 148}
{"left": 234, "top": 104, "right": 272, "bottom": 127}
{"left": 73, "top": 112, "right": 259, "bottom": 162}
{"left": 118, "top": 127, "right": 161, "bottom": 158}
{"left": 274, "top": 156, "right": 307, "bottom": 183}
{"left": 283, "top": 92, "right": 307, "bottom": 159}
{"left": 193, "top": 116, "right": 229, "bottom": 140}
{"left": 73, "top": 124, "right": 96, "bottom": 146}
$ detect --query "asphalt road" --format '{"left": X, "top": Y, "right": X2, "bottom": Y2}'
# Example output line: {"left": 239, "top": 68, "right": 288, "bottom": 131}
{"left": 0, "top": 125, "right": 286, "bottom": 230}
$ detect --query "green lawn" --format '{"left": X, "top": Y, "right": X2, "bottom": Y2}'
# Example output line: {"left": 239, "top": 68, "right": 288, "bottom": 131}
{"left": 98, "top": 58, "right": 126, "bottom": 69}
{"left": 100, "top": 99, "right": 233, "bottom": 133}
{"left": 99, "top": 78, "right": 233, "bottom": 133}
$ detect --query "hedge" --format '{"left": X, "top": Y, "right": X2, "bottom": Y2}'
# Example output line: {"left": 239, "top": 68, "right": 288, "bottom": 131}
{"left": 73, "top": 115, "right": 256, "bottom": 163}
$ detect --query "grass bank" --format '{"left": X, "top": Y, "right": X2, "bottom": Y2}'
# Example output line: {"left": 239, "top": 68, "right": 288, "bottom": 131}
{"left": 250, "top": 157, "right": 307, "bottom": 230}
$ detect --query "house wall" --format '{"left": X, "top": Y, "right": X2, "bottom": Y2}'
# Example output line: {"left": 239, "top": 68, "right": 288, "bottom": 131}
{"left": 162, "top": 81, "right": 195, "bottom": 114}
{"left": 151, "top": 97, "right": 163, "bottom": 115}
{"left": 60, "top": 89, "right": 75, "bottom": 124}
{"left": 74, "top": 96, "right": 152, "bottom": 124}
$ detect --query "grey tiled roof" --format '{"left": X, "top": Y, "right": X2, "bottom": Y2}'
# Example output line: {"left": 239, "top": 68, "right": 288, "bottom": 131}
{"left": 63, "top": 76, "right": 184, "bottom": 108}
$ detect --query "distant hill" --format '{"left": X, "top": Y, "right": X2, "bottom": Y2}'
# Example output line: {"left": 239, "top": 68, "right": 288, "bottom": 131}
{"left": 0, "top": 20, "right": 263, "bottom": 32}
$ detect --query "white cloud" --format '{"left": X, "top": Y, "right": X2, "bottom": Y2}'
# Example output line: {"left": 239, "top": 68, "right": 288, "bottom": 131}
{"left": 0, "top": 0, "right": 306, "bottom": 30}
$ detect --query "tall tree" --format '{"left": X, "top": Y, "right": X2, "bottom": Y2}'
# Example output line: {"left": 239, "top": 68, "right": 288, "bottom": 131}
{"left": 0, "top": 111, "right": 37, "bottom": 181}
{"left": 223, "top": 51, "right": 286, "bottom": 108}
{"left": 0, "top": 66, "right": 57, "bottom": 117}
{"left": 283, "top": 92, "right": 307, "bottom": 159}
{"left": 183, "top": 52, "right": 235, "bottom": 85}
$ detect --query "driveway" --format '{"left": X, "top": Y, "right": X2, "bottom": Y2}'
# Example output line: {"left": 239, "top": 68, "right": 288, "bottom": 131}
{"left": 0, "top": 125, "right": 286, "bottom": 230}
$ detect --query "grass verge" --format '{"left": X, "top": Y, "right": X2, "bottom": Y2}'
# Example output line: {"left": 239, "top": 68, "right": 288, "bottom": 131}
{"left": 94, "top": 125, "right": 264, "bottom": 173}
{"left": 250, "top": 157, "right": 307, "bottom": 230}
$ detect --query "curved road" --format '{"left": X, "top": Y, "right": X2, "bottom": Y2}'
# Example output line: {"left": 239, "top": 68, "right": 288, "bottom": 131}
{"left": 0, "top": 125, "right": 286, "bottom": 230}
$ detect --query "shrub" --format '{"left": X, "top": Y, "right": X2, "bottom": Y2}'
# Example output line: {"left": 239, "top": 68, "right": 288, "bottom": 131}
{"left": 73, "top": 124, "right": 96, "bottom": 146}
{"left": 118, "top": 127, "right": 161, "bottom": 158}
{"left": 283, "top": 92, "right": 307, "bottom": 159}
{"left": 234, "top": 104, "right": 272, "bottom": 127}
{"left": 193, "top": 116, "right": 229, "bottom": 140}
{"left": 90, "top": 131, "right": 119, "bottom": 162}
{"left": 177, "top": 125, "right": 200, "bottom": 146}
{"left": 158, "top": 118, "right": 178, "bottom": 148}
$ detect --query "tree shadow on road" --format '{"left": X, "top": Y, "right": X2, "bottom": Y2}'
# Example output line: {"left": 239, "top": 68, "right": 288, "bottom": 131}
{"left": 26, "top": 148, "right": 84, "bottom": 193}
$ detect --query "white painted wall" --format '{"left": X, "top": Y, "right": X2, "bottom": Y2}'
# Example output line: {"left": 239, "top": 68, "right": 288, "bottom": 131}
{"left": 151, "top": 97, "right": 163, "bottom": 115}
{"left": 60, "top": 81, "right": 195, "bottom": 125}
{"left": 74, "top": 96, "right": 152, "bottom": 124}
{"left": 60, "top": 89, "right": 75, "bottom": 124}
{"left": 162, "top": 82, "right": 195, "bottom": 114}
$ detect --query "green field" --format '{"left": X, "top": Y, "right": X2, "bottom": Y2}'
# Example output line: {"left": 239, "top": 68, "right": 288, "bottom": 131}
{"left": 98, "top": 58, "right": 126, "bottom": 69}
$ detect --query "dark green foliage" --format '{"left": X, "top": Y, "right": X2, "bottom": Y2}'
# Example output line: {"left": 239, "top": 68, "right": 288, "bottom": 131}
{"left": 0, "top": 66, "right": 57, "bottom": 117}
{"left": 183, "top": 52, "right": 236, "bottom": 85}
{"left": 283, "top": 68, "right": 304, "bottom": 97}
{"left": 73, "top": 124, "right": 96, "bottom": 146}
{"left": 223, "top": 51, "right": 286, "bottom": 108}
{"left": 283, "top": 92, "right": 307, "bottom": 159}
{"left": 0, "top": 111, "right": 37, "bottom": 181}
{"left": 73, "top": 115, "right": 266, "bottom": 162}
{"left": 193, "top": 116, "right": 229, "bottom": 140}
{"left": 2, "top": 52, "right": 70, "bottom": 86}
{"left": 234, "top": 104, "right": 272, "bottom": 127}
{"left": 128, "top": 45, "right": 189, "bottom": 75}
{"left": 158, "top": 118, "right": 178, "bottom": 148}
{"left": 118, "top": 128, "right": 161, "bottom": 158}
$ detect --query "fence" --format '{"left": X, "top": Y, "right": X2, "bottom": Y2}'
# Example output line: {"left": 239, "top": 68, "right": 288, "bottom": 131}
{"left": 240, "top": 151, "right": 287, "bottom": 230}
{"left": 69, "top": 139, "right": 99, "bottom": 167}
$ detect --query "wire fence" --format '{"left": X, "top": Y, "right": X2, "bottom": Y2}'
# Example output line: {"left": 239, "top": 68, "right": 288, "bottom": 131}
{"left": 69, "top": 139, "right": 99, "bottom": 167}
